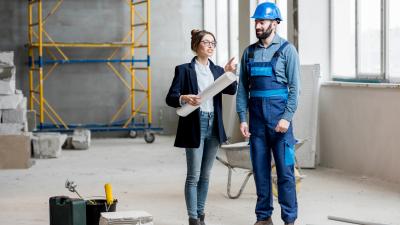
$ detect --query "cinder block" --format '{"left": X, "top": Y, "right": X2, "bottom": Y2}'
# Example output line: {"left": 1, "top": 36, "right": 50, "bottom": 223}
{"left": 71, "top": 128, "right": 91, "bottom": 150}
{"left": 27, "top": 110, "right": 37, "bottom": 132}
{"left": 0, "top": 123, "right": 24, "bottom": 135}
{"left": 2, "top": 97, "right": 27, "bottom": 123}
{"left": 0, "top": 65, "right": 16, "bottom": 95}
{"left": 0, "top": 65, "right": 15, "bottom": 79}
{"left": 0, "top": 91, "right": 23, "bottom": 109}
{"left": 23, "top": 121, "right": 28, "bottom": 132}
{"left": 0, "top": 79, "right": 16, "bottom": 95}
{"left": 0, "top": 134, "right": 34, "bottom": 169}
{"left": 62, "top": 136, "right": 73, "bottom": 149}
{"left": 0, "top": 51, "right": 14, "bottom": 66}
{"left": 32, "top": 133, "right": 67, "bottom": 158}
{"left": 99, "top": 211, "right": 154, "bottom": 225}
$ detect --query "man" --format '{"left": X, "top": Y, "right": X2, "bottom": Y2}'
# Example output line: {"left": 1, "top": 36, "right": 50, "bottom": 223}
{"left": 236, "top": 2, "right": 300, "bottom": 225}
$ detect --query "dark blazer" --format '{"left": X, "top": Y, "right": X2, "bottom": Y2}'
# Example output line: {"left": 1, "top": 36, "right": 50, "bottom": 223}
{"left": 166, "top": 57, "right": 237, "bottom": 148}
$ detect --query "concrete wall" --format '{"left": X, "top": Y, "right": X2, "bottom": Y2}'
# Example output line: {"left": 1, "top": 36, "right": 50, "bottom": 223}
{"left": 0, "top": 0, "right": 202, "bottom": 134}
{"left": 319, "top": 84, "right": 400, "bottom": 184}
{"left": 298, "top": 0, "right": 330, "bottom": 81}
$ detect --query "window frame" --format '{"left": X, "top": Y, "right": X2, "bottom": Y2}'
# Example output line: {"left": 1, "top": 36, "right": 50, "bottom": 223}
{"left": 203, "top": 0, "right": 287, "bottom": 66}
{"left": 330, "top": 0, "right": 390, "bottom": 82}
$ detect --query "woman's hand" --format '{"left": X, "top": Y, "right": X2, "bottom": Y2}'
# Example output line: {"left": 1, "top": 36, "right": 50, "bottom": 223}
{"left": 224, "top": 57, "right": 237, "bottom": 73}
{"left": 181, "top": 95, "right": 202, "bottom": 106}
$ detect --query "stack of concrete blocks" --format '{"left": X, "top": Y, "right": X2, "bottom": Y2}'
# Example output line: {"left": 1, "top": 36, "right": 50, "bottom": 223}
{"left": 0, "top": 52, "right": 66, "bottom": 159}
{"left": 0, "top": 52, "right": 27, "bottom": 134}
{"left": 0, "top": 52, "right": 33, "bottom": 169}
{"left": 99, "top": 211, "right": 154, "bottom": 225}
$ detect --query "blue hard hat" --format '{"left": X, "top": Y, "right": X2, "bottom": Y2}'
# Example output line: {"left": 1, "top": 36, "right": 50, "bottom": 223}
{"left": 251, "top": 2, "right": 282, "bottom": 21}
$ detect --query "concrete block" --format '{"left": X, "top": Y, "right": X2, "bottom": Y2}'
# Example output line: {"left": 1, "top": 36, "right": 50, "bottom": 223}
{"left": 32, "top": 133, "right": 67, "bottom": 158}
{"left": 0, "top": 64, "right": 15, "bottom": 79}
{"left": 27, "top": 110, "right": 37, "bottom": 132}
{"left": 0, "top": 79, "right": 16, "bottom": 95}
{"left": 0, "top": 92, "right": 23, "bottom": 109}
{"left": 0, "top": 65, "right": 16, "bottom": 95}
{"left": 0, "top": 134, "right": 34, "bottom": 169}
{"left": 0, "top": 51, "right": 14, "bottom": 66}
{"left": 0, "top": 123, "right": 24, "bottom": 135}
{"left": 99, "top": 211, "right": 153, "bottom": 225}
{"left": 23, "top": 121, "right": 28, "bottom": 132}
{"left": 62, "top": 136, "right": 73, "bottom": 149}
{"left": 71, "top": 128, "right": 91, "bottom": 150}
{"left": 2, "top": 97, "right": 27, "bottom": 123}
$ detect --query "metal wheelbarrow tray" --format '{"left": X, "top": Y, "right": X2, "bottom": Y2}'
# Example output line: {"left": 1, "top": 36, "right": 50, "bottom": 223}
{"left": 217, "top": 139, "right": 306, "bottom": 199}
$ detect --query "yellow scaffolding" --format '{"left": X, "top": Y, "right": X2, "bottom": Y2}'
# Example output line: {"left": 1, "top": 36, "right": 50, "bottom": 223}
{"left": 27, "top": 0, "right": 159, "bottom": 142}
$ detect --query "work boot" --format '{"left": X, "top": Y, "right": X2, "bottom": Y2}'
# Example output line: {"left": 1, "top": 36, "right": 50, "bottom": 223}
{"left": 254, "top": 217, "right": 273, "bottom": 225}
{"left": 199, "top": 214, "right": 206, "bottom": 225}
{"left": 189, "top": 218, "right": 200, "bottom": 225}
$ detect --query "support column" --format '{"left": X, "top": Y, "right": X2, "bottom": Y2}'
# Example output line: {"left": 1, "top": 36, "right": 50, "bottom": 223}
{"left": 238, "top": 0, "right": 252, "bottom": 56}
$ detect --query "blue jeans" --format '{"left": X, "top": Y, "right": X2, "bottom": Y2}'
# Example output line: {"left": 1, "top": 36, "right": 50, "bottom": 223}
{"left": 185, "top": 112, "right": 219, "bottom": 219}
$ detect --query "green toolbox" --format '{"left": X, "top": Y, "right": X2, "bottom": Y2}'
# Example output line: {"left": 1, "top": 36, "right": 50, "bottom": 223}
{"left": 49, "top": 196, "right": 86, "bottom": 225}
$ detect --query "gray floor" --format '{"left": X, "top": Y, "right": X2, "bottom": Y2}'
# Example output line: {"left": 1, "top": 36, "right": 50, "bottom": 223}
{"left": 0, "top": 136, "right": 399, "bottom": 225}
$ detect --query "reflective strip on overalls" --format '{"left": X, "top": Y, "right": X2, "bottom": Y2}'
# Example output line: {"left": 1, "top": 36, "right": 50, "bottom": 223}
{"left": 247, "top": 41, "right": 290, "bottom": 97}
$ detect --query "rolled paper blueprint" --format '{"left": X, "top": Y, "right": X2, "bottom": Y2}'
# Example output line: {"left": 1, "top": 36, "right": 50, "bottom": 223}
{"left": 177, "top": 72, "right": 236, "bottom": 117}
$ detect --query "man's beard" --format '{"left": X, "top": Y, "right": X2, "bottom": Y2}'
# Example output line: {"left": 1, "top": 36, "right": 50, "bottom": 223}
{"left": 256, "top": 24, "right": 274, "bottom": 40}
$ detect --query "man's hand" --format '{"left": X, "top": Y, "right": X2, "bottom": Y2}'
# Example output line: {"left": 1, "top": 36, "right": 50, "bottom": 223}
{"left": 224, "top": 57, "right": 237, "bottom": 73}
{"left": 181, "top": 95, "right": 201, "bottom": 106}
{"left": 275, "top": 119, "right": 290, "bottom": 133}
{"left": 240, "top": 122, "right": 251, "bottom": 138}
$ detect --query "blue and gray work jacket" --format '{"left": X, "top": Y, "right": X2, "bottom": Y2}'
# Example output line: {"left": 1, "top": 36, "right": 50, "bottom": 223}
{"left": 236, "top": 35, "right": 300, "bottom": 123}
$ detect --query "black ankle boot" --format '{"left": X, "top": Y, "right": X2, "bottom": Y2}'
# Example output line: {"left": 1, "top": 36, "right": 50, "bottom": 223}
{"left": 189, "top": 218, "right": 200, "bottom": 225}
{"left": 199, "top": 214, "right": 205, "bottom": 225}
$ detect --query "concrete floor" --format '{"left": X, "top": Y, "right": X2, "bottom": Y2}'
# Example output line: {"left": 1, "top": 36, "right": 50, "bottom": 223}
{"left": 0, "top": 136, "right": 399, "bottom": 225}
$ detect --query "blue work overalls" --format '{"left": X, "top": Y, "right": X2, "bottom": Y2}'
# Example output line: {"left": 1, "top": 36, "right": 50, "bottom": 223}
{"left": 247, "top": 41, "right": 298, "bottom": 223}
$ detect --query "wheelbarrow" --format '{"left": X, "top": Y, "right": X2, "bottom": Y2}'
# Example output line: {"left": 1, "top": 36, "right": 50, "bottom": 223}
{"left": 216, "top": 139, "right": 307, "bottom": 199}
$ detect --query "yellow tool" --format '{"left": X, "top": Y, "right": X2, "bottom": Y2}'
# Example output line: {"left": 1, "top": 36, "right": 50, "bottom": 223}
{"left": 104, "top": 183, "right": 114, "bottom": 205}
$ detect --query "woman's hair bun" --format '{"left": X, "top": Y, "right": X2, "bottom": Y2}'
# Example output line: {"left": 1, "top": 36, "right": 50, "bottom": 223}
{"left": 191, "top": 29, "right": 201, "bottom": 37}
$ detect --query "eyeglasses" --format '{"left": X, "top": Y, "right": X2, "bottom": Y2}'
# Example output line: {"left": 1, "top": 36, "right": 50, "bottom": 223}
{"left": 200, "top": 40, "right": 217, "bottom": 48}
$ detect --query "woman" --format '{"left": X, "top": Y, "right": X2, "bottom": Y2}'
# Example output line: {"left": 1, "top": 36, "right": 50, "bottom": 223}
{"left": 166, "top": 29, "right": 237, "bottom": 225}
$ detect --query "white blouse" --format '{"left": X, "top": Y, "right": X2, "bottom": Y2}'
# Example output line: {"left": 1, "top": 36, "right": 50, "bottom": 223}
{"left": 194, "top": 59, "right": 214, "bottom": 112}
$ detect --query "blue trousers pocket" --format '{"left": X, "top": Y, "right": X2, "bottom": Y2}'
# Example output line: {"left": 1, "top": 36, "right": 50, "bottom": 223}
{"left": 284, "top": 141, "right": 295, "bottom": 166}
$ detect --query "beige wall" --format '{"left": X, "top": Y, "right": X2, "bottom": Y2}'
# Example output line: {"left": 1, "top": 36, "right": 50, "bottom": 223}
{"left": 319, "top": 84, "right": 400, "bottom": 184}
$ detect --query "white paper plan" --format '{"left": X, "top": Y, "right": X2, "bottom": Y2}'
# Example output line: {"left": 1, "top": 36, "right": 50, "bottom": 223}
{"left": 177, "top": 72, "right": 237, "bottom": 117}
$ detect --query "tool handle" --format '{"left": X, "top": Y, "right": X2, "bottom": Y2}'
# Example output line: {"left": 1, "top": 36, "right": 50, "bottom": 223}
{"left": 104, "top": 183, "right": 114, "bottom": 205}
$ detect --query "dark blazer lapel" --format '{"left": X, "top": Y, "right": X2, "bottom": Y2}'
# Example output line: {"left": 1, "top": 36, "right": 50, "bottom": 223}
{"left": 209, "top": 59, "right": 219, "bottom": 81}
{"left": 189, "top": 57, "right": 199, "bottom": 94}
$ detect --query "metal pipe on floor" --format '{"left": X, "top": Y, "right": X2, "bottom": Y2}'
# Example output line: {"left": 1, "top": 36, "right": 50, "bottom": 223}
{"left": 328, "top": 216, "right": 389, "bottom": 225}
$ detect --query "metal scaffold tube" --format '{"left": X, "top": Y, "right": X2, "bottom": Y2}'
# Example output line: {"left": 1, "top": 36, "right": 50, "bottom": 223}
{"left": 38, "top": 0, "right": 44, "bottom": 128}
{"left": 147, "top": 0, "right": 152, "bottom": 126}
